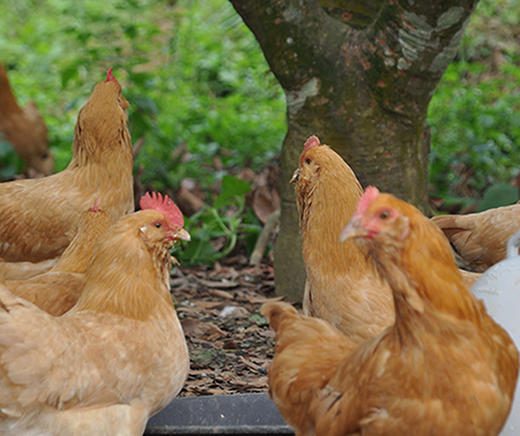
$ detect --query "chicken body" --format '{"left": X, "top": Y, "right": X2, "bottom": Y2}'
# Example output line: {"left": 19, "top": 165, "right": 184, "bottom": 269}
{"left": 261, "top": 302, "right": 356, "bottom": 434}
{"left": 0, "top": 208, "right": 190, "bottom": 435}
{"left": 0, "top": 258, "right": 57, "bottom": 281}
{"left": 0, "top": 71, "right": 134, "bottom": 263}
{"left": 4, "top": 207, "right": 112, "bottom": 315}
{"left": 264, "top": 188, "right": 518, "bottom": 435}
{"left": 459, "top": 268, "right": 481, "bottom": 288}
{"left": 432, "top": 204, "right": 520, "bottom": 272}
{"left": 0, "top": 63, "right": 54, "bottom": 175}
{"left": 293, "top": 136, "right": 393, "bottom": 342}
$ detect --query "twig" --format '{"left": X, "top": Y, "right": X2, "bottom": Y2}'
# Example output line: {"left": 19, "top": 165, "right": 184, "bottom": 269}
{"left": 132, "top": 137, "right": 145, "bottom": 159}
{"left": 249, "top": 208, "right": 280, "bottom": 266}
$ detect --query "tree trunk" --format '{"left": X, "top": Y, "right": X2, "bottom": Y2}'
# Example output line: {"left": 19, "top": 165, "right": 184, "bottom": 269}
{"left": 230, "top": 0, "right": 478, "bottom": 301}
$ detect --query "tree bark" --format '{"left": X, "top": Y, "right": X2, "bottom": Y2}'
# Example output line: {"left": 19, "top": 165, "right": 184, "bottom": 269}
{"left": 230, "top": 0, "right": 478, "bottom": 301}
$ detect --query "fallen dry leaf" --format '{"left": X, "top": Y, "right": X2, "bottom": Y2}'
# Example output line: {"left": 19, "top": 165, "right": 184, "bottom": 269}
{"left": 253, "top": 186, "right": 280, "bottom": 224}
{"left": 196, "top": 278, "right": 239, "bottom": 289}
{"left": 171, "top": 260, "right": 282, "bottom": 397}
{"left": 181, "top": 318, "right": 226, "bottom": 340}
{"left": 208, "top": 289, "right": 234, "bottom": 300}
{"left": 248, "top": 295, "right": 285, "bottom": 304}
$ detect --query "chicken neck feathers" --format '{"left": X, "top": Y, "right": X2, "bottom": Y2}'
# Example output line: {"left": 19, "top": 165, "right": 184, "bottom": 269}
{"left": 73, "top": 211, "right": 175, "bottom": 321}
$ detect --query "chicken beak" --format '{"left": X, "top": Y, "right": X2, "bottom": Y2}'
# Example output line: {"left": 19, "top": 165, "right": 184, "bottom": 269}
{"left": 339, "top": 215, "right": 366, "bottom": 242}
{"left": 170, "top": 228, "right": 191, "bottom": 242}
{"left": 290, "top": 168, "right": 300, "bottom": 184}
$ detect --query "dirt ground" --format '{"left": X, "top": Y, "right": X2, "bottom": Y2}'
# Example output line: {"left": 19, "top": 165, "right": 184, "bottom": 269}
{"left": 172, "top": 255, "right": 287, "bottom": 397}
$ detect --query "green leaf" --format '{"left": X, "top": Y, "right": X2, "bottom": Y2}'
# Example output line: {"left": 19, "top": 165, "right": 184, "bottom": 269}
{"left": 214, "top": 175, "right": 251, "bottom": 209}
{"left": 61, "top": 65, "right": 79, "bottom": 88}
{"left": 178, "top": 231, "right": 219, "bottom": 265}
{"left": 0, "top": 137, "right": 15, "bottom": 157}
{"left": 477, "top": 183, "right": 519, "bottom": 212}
{"left": 249, "top": 313, "right": 269, "bottom": 326}
{"left": 122, "top": 24, "right": 138, "bottom": 39}
{"left": 0, "top": 138, "right": 24, "bottom": 180}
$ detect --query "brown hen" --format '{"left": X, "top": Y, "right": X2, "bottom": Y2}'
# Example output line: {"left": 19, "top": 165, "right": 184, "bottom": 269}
{"left": 0, "top": 192, "right": 190, "bottom": 435}
{"left": 292, "top": 135, "right": 393, "bottom": 342}
{"left": 432, "top": 204, "right": 520, "bottom": 272}
{"left": 4, "top": 204, "right": 112, "bottom": 315}
{"left": 0, "top": 68, "right": 134, "bottom": 263}
{"left": 0, "top": 63, "right": 54, "bottom": 175}
{"left": 263, "top": 187, "right": 518, "bottom": 435}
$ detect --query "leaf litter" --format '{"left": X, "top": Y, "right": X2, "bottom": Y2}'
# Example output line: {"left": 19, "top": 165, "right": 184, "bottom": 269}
{"left": 172, "top": 255, "right": 284, "bottom": 397}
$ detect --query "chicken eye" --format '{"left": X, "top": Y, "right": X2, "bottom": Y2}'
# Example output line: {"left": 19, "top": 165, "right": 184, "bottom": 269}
{"left": 379, "top": 210, "right": 391, "bottom": 220}
{"left": 305, "top": 158, "right": 311, "bottom": 164}
{"left": 41, "top": 152, "right": 49, "bottom": 159}
{"left": 154, "top": 222, "right": 162, "bottom": 228}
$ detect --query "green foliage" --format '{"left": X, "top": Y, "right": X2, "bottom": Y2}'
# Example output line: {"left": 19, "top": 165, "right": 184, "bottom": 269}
{"left": 0, "top": 0, "right": 283, "bottom": 266}
{"left": 0, "top": 137, "right": 24, "bottom": 179}
{"left": 0, "top": 0, "right": 285, "bottom": 189}
{"left": 427, "top": 0, "right": 520, "bottom": 209}
{"left": 177, "top": 175, "right": 261, "bottom": 265}
{"left": 145, "top": 0, "right": 285, "bottom": 190}
{"left": 459, "top": 0, "right": 520, "bottom": 60}
{"left": 214, "top": 175, "right": 251, "bottom": 209}
{"left": 428, "top": 62, "right": 520, "bottom": 199}
{"left": 477, "top": 183, "right": 519, "bottom": 212}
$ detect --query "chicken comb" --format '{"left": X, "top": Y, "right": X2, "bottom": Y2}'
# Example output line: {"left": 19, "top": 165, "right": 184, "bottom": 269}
{"left": 357, "top": 186, "right": 380, "bottom": 215}
{"left": 90, "top": 198, "right": 100, "bottom": 213}
{"left": 140, "top": 192, "right": 184, "bottom": 228}
{"left": 106, "top": 68, "right": 116, "bottom": 82}
{"left": 303, "top": 135, "right": 320, "bottom": 150}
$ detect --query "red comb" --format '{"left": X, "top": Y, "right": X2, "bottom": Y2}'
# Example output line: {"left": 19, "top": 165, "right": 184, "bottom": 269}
{"left": 356, "top": 186, "right": 380, "bottom": 215}
{"left": 139, "top": 192, "right": 184, "bottom": 228}
{"left": 303, "top": 135, "right": 320, "bottom": 150}
{"left": 106, "top": 68, "right": 116, "bottom": 82}
{"left": 90, "top": 198, "right": 100, "bottom": 213}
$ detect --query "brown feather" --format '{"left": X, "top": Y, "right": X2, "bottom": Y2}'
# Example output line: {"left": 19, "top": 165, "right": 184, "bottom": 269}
{"left": 0, "top": 73, "right": 134, "bottom": 262}
{"left": 0, "top": 258, "right": 57, "bottom": 281}
{"left": 51, "top": 207, "right": 112, "bottom": 273}
{"left": 261, "top": 301, "right": 356, "bottom": 434}
{"left": 294, "top": 141, "right": 394, "bottom": 342}
{"left": 265, "top": 191, "right": 519, "bottom": 435}
{"left": 0, "top": 64, "right": 53, "bottom": 175}
{"left": 0, "top": 208, "right": 189, "bottom": 434}
{"left": 432, "top": 204, "right": 520, "bottom": 272}
{"left": 4, "top": 207, "right": 112, "bottom": 315}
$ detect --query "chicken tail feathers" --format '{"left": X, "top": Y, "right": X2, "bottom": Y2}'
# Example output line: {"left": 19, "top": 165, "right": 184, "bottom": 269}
{"left": 261, "top": 301, "right": 298, "bottom": 333}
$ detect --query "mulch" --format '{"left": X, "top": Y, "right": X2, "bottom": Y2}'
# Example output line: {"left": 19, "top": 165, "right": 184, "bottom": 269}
{"left": 171, "top": 254, "right": 287, "bottom": 397}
